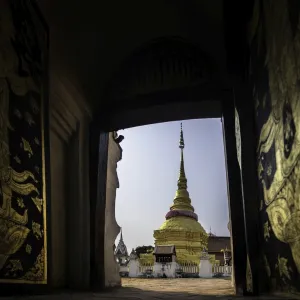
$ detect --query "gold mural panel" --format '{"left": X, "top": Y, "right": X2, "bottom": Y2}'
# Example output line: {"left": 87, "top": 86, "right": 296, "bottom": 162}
{"left": 0, "top": 0, "right": 48, "bottom": 284}
{"left": 250, "top": 0, "right": 300, "bottom": 291}
{"left": 256, "top": 0, "right": 300, "bottom": 206}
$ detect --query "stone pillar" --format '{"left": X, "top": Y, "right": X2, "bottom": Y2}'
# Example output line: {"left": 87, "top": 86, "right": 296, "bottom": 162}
{"left": 199, "top": 251, "right": 212, "bottom": 278}
{"left": 169, "top": 262, "right": 177, "bottom": 278}
{"left": 104, "top": 132, "right": 123, "bottom": 287}
{"left": 128, "top": 259, "right": 139, "bottom": 278}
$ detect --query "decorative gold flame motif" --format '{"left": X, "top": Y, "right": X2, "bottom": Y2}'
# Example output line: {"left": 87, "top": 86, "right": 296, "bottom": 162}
{"left": 0, "top": 1, "right": 47, "bottom": 284}
{"left": 250, "top": 0, "right": 300, "bottom": 288}
{"left": 31, "top": 197, "right": 43, "bottom": 213}
{"left": 153, "top": 123, "right": 208, "bottom": 264}
{"left": 20, "top": 138, "right": 33, "bottom": 158}
{"left": 22, "top": 248, "right": 44, "bottom": 281}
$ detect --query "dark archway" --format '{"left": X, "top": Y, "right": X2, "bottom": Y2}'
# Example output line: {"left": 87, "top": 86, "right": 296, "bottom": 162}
{"left": 89, "top": 36, "right": 250, "bottom": 295}
{"left": 96, "top": 37, "right": 226, "bottom": 130}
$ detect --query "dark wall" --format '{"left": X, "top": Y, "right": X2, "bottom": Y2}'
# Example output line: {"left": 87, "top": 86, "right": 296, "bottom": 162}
{"left": 249, "top": 0, "right": 300, "bottom": 293}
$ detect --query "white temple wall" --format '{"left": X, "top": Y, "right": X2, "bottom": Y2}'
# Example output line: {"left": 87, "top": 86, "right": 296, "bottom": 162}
{"left": 104, "top": 132, "right": 123, "bottom": 287}
{"left": 199, "top": 259, "right": 213, "bottom": 278}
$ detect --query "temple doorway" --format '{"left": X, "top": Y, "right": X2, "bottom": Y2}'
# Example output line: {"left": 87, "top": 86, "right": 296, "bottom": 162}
{"left": 92, "top": 37, "right": 249, "bottom": 295}
{"left": 112, "top": 118, "right": 234, "bottom": 295}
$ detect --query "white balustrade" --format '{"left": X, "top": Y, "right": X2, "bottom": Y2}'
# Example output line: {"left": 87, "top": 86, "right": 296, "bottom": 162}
{"left": 118, "top": 260, "right": 232, "bottom": 278}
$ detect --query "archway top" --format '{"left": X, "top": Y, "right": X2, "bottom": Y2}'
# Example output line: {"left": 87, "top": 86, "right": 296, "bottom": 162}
{"left": 106, "top": 36, "right": 220, "bottom": 102}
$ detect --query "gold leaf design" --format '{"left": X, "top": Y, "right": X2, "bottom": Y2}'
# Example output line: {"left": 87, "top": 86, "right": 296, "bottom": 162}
{"left": 25, "top": 244, "right": 32, "bottom": 254}
{"left": 5, "top": 259, "right": 23, "bottom": 276}
{"left": 17, "top": 197, "right": 25, "bottom": 208}
{"left": 32, "top": 221, "right": 42, "bottom": 240}
{"left": 24, "top": 112, "right": 35, "bottom": 126}
{"left": 13, "top": 155, "right": 21, "bottom": 164}
{"left": 31, "top": 197, "right": 43, "bottom": 213}
{"left": 275, "top": 255, "right": 291, "bottom": 280}
{"left": 20, "top": 137, "right": 33, "bottom": 157}
{"left": 22, "top": 248, "right": 44, "bottom": 281}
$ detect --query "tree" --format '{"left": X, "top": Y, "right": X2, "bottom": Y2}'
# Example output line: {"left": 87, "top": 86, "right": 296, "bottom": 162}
{"left": 135, "top": 245, "right": 154, "bottom": 257}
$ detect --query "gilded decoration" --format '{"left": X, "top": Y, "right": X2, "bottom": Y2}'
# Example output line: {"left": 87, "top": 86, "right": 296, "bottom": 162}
{"left": 250, "top": 0, "right": 300, "bottom": 290}
{"left": 0, "top": 1, "right": 48, "bottom": 284}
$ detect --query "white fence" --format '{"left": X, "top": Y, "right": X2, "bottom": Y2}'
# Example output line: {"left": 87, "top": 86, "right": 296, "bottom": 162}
{"left": 177, "top": 263, "right": 199, "bottom": 274}
{"left": 212, "top": 265, "right": 232, "bottom": 275}
{"left": 119, "top": 263, "right": 232, "bottom": 277}
{"left": 138, "top": 264, "right": 153, "bottom": 274}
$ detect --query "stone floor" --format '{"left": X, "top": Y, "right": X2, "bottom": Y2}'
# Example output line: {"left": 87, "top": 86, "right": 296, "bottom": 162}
{"left": 1, "top": 278, "right": 297, "bottom": 299}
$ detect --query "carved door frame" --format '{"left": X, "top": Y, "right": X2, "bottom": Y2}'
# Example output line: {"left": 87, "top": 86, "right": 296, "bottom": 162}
{"left": 221, "top": 92, "right": 248, "bottom": 295}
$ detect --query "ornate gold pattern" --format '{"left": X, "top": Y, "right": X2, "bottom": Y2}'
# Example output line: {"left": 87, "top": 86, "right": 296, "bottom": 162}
{"left": 275, "top": 255, "right": 291, "bottom": 280}
{"left": 22, "top": 248, "right": 45, "bottom": 281}
{"left": 25, "top": 244, "right": 32, "bottom": 254}
{"left": 250, "top": 0, "right": 300, "bottom": 290}
{"left": 5, "top": 259, "right": 23, "bottom": 277}
{"left": 31, "top": 197, "right": 43, "bottom": 213}
{"left": 32, "top": 221, "right": 42, "bottom": 240}
{"left": 17, "top": 197, "right": 25, "bottom": 208}
{"left": 0, "top": 1, "right": 48, "bottom": 284}
{"left": 20, "top": 138, "right": 33, "bottom": 158}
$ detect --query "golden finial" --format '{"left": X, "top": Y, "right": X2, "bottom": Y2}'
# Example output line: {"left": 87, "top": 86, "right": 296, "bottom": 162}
{"left": 179, "top": 122, "right": 185, "bottom": 149}
{"left": 177, "top": 123, "right": 187, "bottom": 190}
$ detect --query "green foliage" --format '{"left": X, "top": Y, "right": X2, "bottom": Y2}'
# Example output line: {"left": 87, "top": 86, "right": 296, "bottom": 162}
{"left": 135, "top": 245, "right": 154, "bottom": 257}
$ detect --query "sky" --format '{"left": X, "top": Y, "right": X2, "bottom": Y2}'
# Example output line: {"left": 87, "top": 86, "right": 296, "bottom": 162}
{"left": 115, "top": 118, "right": 230, "bottom": 252}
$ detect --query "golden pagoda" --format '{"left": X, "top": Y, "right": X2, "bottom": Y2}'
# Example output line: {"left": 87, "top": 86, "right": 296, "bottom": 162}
{"left": 153, "top": 123, "right": 208, "bottom": 264}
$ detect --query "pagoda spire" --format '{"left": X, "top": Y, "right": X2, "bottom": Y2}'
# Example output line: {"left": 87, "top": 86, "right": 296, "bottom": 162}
{"left": 167, "top": 123, "right": 196, "bottom": 215}
{"left": 178, "top": 123, "right": 187, "bottom": 190}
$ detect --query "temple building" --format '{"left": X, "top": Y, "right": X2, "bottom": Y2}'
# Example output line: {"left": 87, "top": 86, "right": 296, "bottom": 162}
{"left": 114, "top": 229, "right": 129, "bottom": 265}
{"left": 153, "top": 123, "right": 208, "bottom": 264}
{"left": 207, "top": 231, "right": 232, "bottom": 266}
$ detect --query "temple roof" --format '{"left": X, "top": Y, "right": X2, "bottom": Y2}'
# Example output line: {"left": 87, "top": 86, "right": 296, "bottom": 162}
{"left": 153, "top": 245, "right": 176, "bottom": 255}
{"left": 207, "top": 236, "right": 231, "bottom": 252}
{"left": 129, "top": 248, "right": 138, "bottom": 260}
{"left": 114, "top": 229, "right": 128, "bottom": 256}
